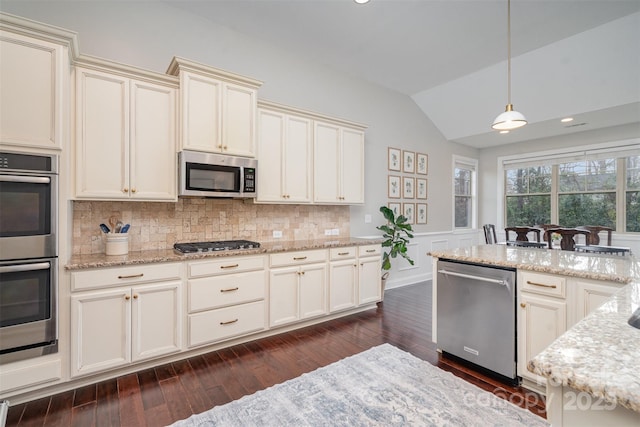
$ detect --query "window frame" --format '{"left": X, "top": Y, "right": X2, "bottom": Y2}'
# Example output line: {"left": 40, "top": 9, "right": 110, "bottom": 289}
{"left": 453, "top": 155, "right": 478, "bottom": 230}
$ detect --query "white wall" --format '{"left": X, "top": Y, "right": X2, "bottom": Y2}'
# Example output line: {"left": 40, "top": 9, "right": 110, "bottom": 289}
{"left": 0, "top": 0, "right": 479, "bottom": 241}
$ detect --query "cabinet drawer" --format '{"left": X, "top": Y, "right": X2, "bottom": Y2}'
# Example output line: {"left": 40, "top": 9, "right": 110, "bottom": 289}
{"left": 188, "top": 301, "right": 265, "bottom": 347}
{"left": 71, "top": 262, "right": 182, "bottom": 291}
{"left": 520, "top": 271, "right": 566, "bottom": 298}
{"left": 358, "top": 244, "right": 381, "bottom": 257}
{"left": 270, "top": 249, "right": 327, "bottom": 267}
{"left": 188, "top": 255, "right": 265, "bottom": 278}
{"left": 188, "top": 270, "right": 266, "bottom": 312}
{"left": 330, "top": 247, "right": 356, "bottom": 260}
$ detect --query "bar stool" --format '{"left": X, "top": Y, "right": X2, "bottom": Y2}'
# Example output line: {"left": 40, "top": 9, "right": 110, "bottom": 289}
{"left": 483, "top": 224, "right": 497, "bottom": 244}
{"left": 544, "top": 228, "right": 590, "bottom": 251}
{"left": 505, "top": 226, "right": 541, "bottom": 242}
{"left": 577, "top": 225, "right": 613, "bottom": 246}
{"left": 536, "top": 224, "right": 560, "bottom": 241}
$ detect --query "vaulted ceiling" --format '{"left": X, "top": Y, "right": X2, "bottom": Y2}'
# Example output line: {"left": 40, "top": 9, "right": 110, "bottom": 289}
{"left": 164, "top": 1, "right": 640, "bottom": 148}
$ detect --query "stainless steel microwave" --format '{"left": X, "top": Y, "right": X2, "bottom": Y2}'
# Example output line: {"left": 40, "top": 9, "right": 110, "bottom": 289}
{"left": 178, "top": 151, "right": 257, "bottom": 198}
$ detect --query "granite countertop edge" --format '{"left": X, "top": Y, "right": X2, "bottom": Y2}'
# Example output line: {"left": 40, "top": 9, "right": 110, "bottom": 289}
{"left": 66, "top": 237, "right": 384, "bottom": 270}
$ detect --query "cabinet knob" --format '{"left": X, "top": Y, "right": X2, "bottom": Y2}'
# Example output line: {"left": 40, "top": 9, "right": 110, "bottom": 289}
{"left": 125, "top": 295, "right": 131, "bottom": 301}
{"left": 520, "top": 303, "right": 526, "bottom": 308}
{"left": 218, "top": 144, "right": 223, "bottom": 149}
{"left": 131, "top": 188, "right": 137, "bottom": 193}
{"left": 133, "top": 294, "right": 138, "bottom": 299}
{"left": 123, "top": 188, "right": 128, "bottom": 193}
{"left": 223, "top": 145, "right": 228, "bottom": 150}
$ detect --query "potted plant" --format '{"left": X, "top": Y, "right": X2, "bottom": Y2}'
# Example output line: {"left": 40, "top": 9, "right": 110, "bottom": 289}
{"left": 376, "top": 206, "right": 414, "bottom": 296}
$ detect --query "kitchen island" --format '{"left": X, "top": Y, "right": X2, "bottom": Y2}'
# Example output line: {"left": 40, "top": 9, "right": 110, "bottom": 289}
{"left": 428, "top": 245, "right": 640, "bottom": 427}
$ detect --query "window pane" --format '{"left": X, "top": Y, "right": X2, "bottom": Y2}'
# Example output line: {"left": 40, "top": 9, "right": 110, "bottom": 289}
{"left": 558, "top": 193, "right": 616, "bottom": 228}
{"left": 455, "top": 195, "right": 471, "bottom": 228}
{"left": 585, "top": 159, "right": 616, "bottom": 191}
{"left": 506, "top": 166, "right": 551, "bottom": 194}
{"left": 506, "top": 169, "right": 527, "bottom": 194}
{"left": 455, "top": 168, "right": 471, "bottom": 195}
{"left": 627, "top": 156, "right": 640, "bottom": 190}
{"left": 559, "top": 162, "right": 586, "bottom": 192}
{"left": 505, "top": 195, "right": 551, "bottom": 227}
{"left": 626, "top": 191, "right": 640, "bottom": 232}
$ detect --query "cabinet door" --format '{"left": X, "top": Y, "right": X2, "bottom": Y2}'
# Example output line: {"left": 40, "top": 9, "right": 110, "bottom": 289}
{"left": 574, "top": 279, "right": 622, "bottom": 324}
{"left": 256, "top": 109, "right": 285, "bottom": 202}
{"left": 330, "top": 259, "right": 358, "bottom": 312}
{"left": 0, "top": 31, "right": 66, "bottom": 150}
{"left": 131, "top": 282, "right": 182, "bottom": 362}
{"left": 269, "top": 267, "right": 300, "bottom": 327}
{"left": 71, "top": 288, "right": 131, "bottom": 377}
{"left": 75, "top": 67, "right": 129, "bottom": 199}
{"left": 130, "top": 80, "right": 177, "bottom": 200}
{"left": 222, "top": 83, "right": 256, "bottom": 157}
{"left": 341, "top": 128, "right": 365, "bottom": 204}
{"left": 180, "top": 72, "right": 221, "bottom": 152}
{"left": 313, "top": 122, "right": 340, "bottom": 203}
{"left": 283, "top": 115, "right": 312, "bottom": 202}
{"left": 517, "top": 293, "right": 566, "bottom": 383}
{"left": 359, "top": 256, "right": 382, "bottom": 304}
{"left": 299, "top": 263, "right": 328, "bottom": 319}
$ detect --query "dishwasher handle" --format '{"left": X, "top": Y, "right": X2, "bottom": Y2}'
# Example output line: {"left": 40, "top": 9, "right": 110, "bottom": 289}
{"left": 438, "top": 269, "right": 510, "bottom": 289}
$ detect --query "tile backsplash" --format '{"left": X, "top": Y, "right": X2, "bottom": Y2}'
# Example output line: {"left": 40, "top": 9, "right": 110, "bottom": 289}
{"left": 72, "top": 199, "right": 350, "bottom": 255}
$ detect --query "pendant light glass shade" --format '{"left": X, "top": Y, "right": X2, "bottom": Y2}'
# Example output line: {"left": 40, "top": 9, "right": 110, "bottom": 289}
{"left": 492, "top": 0, "right": 527, "bottom": 131}
{"left": 492, "top": 104, "right": 527, "bottom": 130}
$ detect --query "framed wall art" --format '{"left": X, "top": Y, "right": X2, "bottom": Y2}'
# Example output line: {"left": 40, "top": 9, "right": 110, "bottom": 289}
{"left": 403, "top": 203, "right": 415, "bottom": 224}
{"left": 402, "top": 150, "right": 415, "bottom": 173}
{"left": 416, "top": 178, "right": 427, "bottom": 199}
{"left": 402, "top": 176, "right": 415, "bottom": 199}
{"left": 388, "top": 175, "right": 401, "bottom": 198}
{"left": 417, "top": 153, "right": 428, "bottom": 175}
{"left": 388, "top": 202, "right": 401, "bottom": 218}
{"left": 388, "top": 147, "right": 401, "bottom": 171}
{"left": 416, "top": 203, "right": 427, "bottom": 224}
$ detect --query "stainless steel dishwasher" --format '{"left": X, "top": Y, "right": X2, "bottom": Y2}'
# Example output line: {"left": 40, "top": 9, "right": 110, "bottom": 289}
{"left": 436, "top": 259, "right": 517, "bottom": 381}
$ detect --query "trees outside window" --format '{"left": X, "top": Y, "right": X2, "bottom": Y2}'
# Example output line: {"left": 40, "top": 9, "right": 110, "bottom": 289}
{"left": 454, "top": 157, "right": 477, "bottom": 229}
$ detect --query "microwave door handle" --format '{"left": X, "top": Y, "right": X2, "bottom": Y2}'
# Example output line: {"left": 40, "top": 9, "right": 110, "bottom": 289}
{"left": 0, "top": 175, "right": 51, "bottom": 184}
{"left": 0, "top": 262, "right": 51, "bottom": 274}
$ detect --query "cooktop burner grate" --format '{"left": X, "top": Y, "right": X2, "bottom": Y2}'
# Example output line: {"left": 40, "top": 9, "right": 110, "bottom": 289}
{"left": 174, "top": 240, "right": 261, "bottom": 254}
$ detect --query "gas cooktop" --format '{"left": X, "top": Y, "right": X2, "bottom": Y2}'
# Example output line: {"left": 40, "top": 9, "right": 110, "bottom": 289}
{"left": 173, "top": 240, "right": 261, "bottom": 254}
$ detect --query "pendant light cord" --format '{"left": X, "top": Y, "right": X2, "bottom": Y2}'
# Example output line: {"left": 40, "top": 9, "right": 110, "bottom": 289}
{"left": 507, "top": 0, "right": 512, "bottom": 105}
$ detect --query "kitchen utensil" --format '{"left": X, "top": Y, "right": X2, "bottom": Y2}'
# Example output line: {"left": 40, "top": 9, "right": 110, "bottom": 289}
{"left": 109, "top": 215, "right": 118, "bottom": 231}
{"left": 120, "top": 224, "right": 130, "bottom": 233}
{"left": 115, "top": 220, "right": 123, "bottom": 233}
{"left": 99, "top": 223, "right": 111, "bottom": 233}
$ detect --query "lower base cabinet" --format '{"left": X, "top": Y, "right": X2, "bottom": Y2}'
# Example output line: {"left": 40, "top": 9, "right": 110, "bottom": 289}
{"left": 71, "top": 281, "right": 182, "bottom": 377}
{"left": 270, "top": 263, "right": 328, "bottom": 327}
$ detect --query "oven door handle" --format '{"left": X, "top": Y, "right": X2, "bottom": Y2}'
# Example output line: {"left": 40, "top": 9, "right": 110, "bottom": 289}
{"left": 0, "top": 262, "right": 51, "bottom": 273}
{"left": 0, "top": 175, "right": 51, "bottom": 184}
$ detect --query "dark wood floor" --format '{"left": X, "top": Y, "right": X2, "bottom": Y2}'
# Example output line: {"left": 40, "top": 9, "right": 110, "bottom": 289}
{"left": 6, "top": 282, "right": 545, "bottom": 426}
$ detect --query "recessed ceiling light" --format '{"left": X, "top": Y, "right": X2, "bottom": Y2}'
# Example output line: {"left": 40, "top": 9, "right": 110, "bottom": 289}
{"left": 561, "top": 117, "right": 574, "bottom": 123}
{"left": 500, "top": 130, "right": 510, "bottom": 134}
{"left": 354, "top": 0, "right": 370, "bottom": 3}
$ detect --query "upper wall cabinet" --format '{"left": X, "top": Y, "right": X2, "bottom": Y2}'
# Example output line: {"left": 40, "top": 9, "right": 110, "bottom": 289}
{"left": 313, "top": 120, "right": 365, "bottom": 205}
{"left": 256, "top": 101, "right": 313, "bottom": 203}
{"left": 0, "top": 13, "right": 78, "bottom": 151}
{"left": 167, "top": 57, "right": 262, "bottom": 158}
{"left": 74, "top": 56, "right": 178, "bottom": 201}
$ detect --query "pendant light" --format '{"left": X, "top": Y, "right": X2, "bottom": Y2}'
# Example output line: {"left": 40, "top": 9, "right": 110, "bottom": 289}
{"left": 492, "top": 0, "right": 527, "bottom": 131}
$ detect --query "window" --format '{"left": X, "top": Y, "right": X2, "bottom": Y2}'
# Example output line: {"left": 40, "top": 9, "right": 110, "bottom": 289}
{"left": 502, "top": 143, "right": 640, "bottom": 233}
{"left": 454, "top": 156, "right": 477, "bottom": 229}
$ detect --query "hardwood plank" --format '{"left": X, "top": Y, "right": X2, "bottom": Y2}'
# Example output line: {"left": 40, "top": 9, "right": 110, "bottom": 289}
{"left": 4, "top": 282, "right": 547, "bottom": 426}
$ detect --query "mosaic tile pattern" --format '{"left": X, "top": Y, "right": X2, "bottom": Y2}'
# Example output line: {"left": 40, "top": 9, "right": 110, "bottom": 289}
{"left": 72, "top": 200, "right": 350, "bottom": 255}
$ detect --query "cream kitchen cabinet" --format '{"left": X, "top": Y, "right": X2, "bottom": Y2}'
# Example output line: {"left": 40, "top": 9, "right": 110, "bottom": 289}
{"left": 358, "top": 245, "right": 383, "bottom": 304}
{"left": 186, "top": 255, "right": 267, "bottom": 348}
{"left": 329, "top": 247, "right": 358, "bottom": 312}
{"left": 167, "top": 57, "right": 262, "bottom": 157}
{"left": 0, "top": 14, "right": 76, "bottom": 150}
{"left": 269, "top": 249, "right": 328, "bottom": 327}
{"left": 572, "top": 278, "right": 624, "bottom": 324}
{"left": 313, "top": 120, "right": 365, "bottom": 204}
{"left": 256, "top": 102, "right": 312, "bottom": 203}
{"left": 74, "top": 59, "right": 177, "bottom": 201}
{"left": 70, "top": 263, "right": 182, "bottom": 377}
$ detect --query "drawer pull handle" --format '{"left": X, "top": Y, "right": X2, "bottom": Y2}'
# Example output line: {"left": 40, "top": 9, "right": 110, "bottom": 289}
{"left": 220, "top": 287, "right": 239, "bottom": 293}
{"left": 220, "top": 319, "right": 238, "bottom": 325}
{"left": 366, "top": 249, "right": 376, "bottom": 253}
{"left": 293, "top": 256, "right": 307, "bottom": 261}
{"left": 338, "top": 252, "right": 349, "bottom": 255}
{"left": 220, "top": 264, "right": 239, "bottom": 269}
{"left": 527, "top": 280, "right": 557, "bottom": 289}
{"left": 118, "top": 273, "right": 144, "bottom": 279}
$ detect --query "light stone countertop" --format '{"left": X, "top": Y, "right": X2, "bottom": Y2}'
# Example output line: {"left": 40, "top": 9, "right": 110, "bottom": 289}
{"left": 66, "top": 237, "right": 383, "bottom": 270}
{"left": 428, "top": 244, "right": 640, "bottom": 413}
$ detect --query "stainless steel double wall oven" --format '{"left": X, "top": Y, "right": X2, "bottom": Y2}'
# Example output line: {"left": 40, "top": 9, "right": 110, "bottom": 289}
{"left": 0, "top": 151, "right": 58, "bottom": 363}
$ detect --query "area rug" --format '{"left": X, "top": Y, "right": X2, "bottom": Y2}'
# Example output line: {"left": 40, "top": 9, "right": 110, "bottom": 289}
{"left": 170, "top": 343, "right": 549, "bottom": 426}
